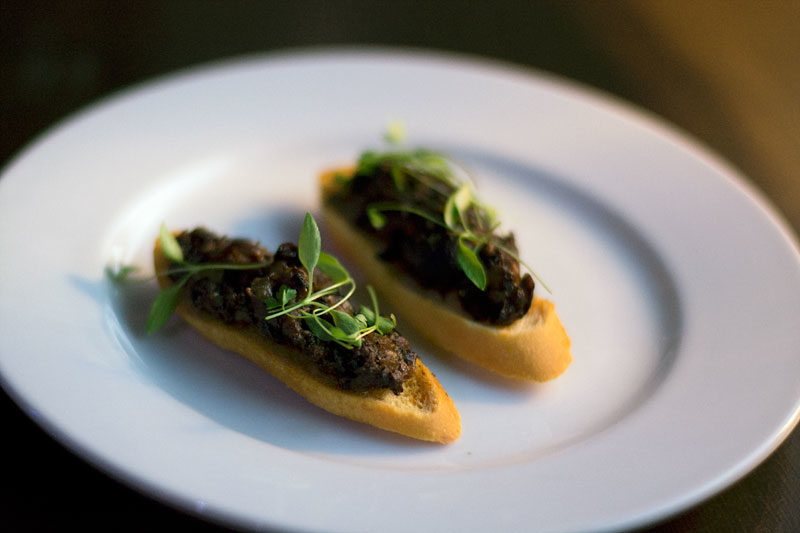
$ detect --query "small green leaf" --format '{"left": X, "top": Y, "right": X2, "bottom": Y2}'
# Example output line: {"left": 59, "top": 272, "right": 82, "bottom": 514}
{"left": 383, "top": 120, "right": 406, "bottom": 145}
{"left": 146, "top": 282, "right": 183, "bottom": 334}
{"left": 359, "top": 305, "right": 376, "bottom": 326}
{"left": 304, "top": 315, "right": 335, "bottom": 342}
{"left": 317, "top": 252, "right": 350, "bottom": 283}
{"left": 265, "top": 297, "right": 280, "bottom": 311}
{"left": 329, "top": 309, "right": 362, "bottom": 336}
{"left": 278, "top": 285, "right": 297, "bottom": 307}
{"left": 329, "top": 326, "right": 361, "bottom": 348}
{"left": 328, "top": 326, "right": 348, "bottom": 339}
{"left": 159, "top": 223, "right": 184, "bottom": 263}
{"left": 307, "top": 315, "right": 362, "bottom": 348}
{"left": 453, "top": 183, "right": 472, "bottom": 213}
{"left": 443, "top": 195, "right": 458, "bottom": 229}
{"left": 457, "top": 237, "right": 487, "bottom": 290}
{"left": 298, "top": 212, "right": 321, "bottom": 281}
{"left": 354, "top": 313, "right": 369, "bottom": 328}
{"left": 106, "top": 264, "right": 137, "bottom": 283}
{"left": 366, "top": 206, "right": 387, "bottom": 230}
{"left": 376, "top": 314, "right": 396, "bottom": 335}
{"left": 444, "top": 183, "right": 472, "bottom": 230}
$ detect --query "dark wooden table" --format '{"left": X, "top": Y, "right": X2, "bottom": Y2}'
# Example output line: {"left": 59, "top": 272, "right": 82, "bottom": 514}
{"left": 2, "top": 2, "right": 798, "bottom": 531}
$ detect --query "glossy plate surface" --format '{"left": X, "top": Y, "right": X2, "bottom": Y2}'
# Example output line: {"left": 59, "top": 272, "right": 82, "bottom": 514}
{"left": 2, "top": 49, "right": 799, "bottom": 532}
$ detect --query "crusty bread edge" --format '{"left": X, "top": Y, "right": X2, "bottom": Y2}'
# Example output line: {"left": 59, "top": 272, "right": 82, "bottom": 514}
{"left": 154, "top": 238, "right": 461, "bottom": 444}
{"left": 319, "top": 169, "right": 572, "bottom": 382}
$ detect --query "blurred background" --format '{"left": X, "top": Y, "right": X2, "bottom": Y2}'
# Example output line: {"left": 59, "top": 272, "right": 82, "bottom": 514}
{"left": 2, "top": 1, "right": 798, "bottom": 531}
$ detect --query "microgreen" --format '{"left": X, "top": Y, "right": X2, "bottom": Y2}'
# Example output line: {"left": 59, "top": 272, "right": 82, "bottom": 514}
{"left": 456, "top": 237, "right": 487, "bottom": 290}
{"left": 148, "top": 256, "right": 252, "bottom": 335}
{"left": 105, "top": 264, "right": 138, "bottom": 282}
{"left": 356, "top": 149, "right": 456, "bottom": 192}
{"left": 366, "top": 285, "right": 396, "bottom": 334}
{"left": 146, "top": 263, "right": 271, "bottom": 335}
{"left": 145, "top": 227, "right": 270, "bottom": 335}
{"left": 298, "top": 212, "right": 321, "bottom": 293}
{"left": 366, "top": 205, "right": 387, "bottom": 230}
{"left": 263, "top": 213, "right": 397, "bottom": 349}
{"left": 265, "top": 285, "right": 297, "bottom": 311}
{"left": 443, "top": 182, "right": 472, "bottom": 230}
{"left": 383, "top": 120, "right": 407, "bottom": 145}
{"left": 316, "top": 251, "right": 349, "bottom": 283}
{"left": 160, "top": 223, "right": 184, "bottom": 263}
{"left": 361, "top": 150, "right": 550, "bottom": 293}
{"left": 146, "top": 278, "right": 188, "bottom": 334}
{"left": 131, "top": 217, "right": 400, "bottom": 346}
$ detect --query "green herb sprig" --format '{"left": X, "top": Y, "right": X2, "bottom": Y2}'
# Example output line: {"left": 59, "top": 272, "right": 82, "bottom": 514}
{"left": 357, "top": 149, "right": 457, "bottom": 195}
{"left": 146, "top": 214, "right": 397, "bottom": 348}
{"left": 146, "top": 224, "right": 271, "bottom": 334}
{"left": 263, "top": 213, "right": 396, "bottom": 349}
{"left": 360, "top": 152, "right": 549, "bottom": 293}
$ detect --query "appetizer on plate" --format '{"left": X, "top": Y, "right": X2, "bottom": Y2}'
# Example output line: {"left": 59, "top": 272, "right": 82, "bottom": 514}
{"left": 149, "top": 213, "right": 460, "bottom": 443}
{"left": 320, "top": 148, "right": 571, "bottom": 381}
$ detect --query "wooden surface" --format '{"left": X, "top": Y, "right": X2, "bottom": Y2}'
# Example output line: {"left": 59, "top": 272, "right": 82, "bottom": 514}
{"left": 2, "top": 2, "right": 798, "bottom": 531}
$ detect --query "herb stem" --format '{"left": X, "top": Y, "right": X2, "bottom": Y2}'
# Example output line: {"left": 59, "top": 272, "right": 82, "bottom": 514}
{"left": 164, "top": 262, "right": 271, "bottom": 276}
{"left": 492, "top": 241, "right": 551, "bottom": 294}
{"left": 368, "top": 202, "right": 451, "bottom": 230}
{"left": 264, "top": 277, "right": 355, "bottom": 321}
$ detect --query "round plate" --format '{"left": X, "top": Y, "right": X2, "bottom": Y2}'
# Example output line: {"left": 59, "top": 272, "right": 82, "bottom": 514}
{"left": 1, "top": 49, "right": 799, "bottom": 532}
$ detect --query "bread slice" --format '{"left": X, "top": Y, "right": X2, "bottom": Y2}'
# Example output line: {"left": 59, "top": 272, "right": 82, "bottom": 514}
{"left": 320, "top": 169, "right": 572, "bottom": 382}
{"left": 154, "top": 238, "right": 461, "bottom": 444}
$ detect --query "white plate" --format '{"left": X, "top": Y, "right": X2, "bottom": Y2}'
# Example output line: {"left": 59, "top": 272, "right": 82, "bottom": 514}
{"left": 2, "top": 49, "right": 799, "bottom": 533}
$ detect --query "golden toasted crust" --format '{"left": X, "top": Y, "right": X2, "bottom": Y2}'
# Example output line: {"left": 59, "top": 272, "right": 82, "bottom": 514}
{"left": 319, "top": 169, "right": 572, "bottom": 382}
{"left": 154, "top": 238, "right": 460, "bottom": 444}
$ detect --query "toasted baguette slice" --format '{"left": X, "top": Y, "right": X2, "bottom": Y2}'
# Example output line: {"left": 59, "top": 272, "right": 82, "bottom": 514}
{"left": 320, "top": 169, "right": 572, "bottom": 382}
{"left": 154, "top": 238, "right": 460, "bottom": 443}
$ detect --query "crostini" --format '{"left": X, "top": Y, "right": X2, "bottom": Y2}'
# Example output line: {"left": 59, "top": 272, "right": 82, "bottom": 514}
{"left": 319, "top": 149, "right": 572, "bottom": 382}
{"left": 150, "top": 213, "right": 460, "bottom": 443}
